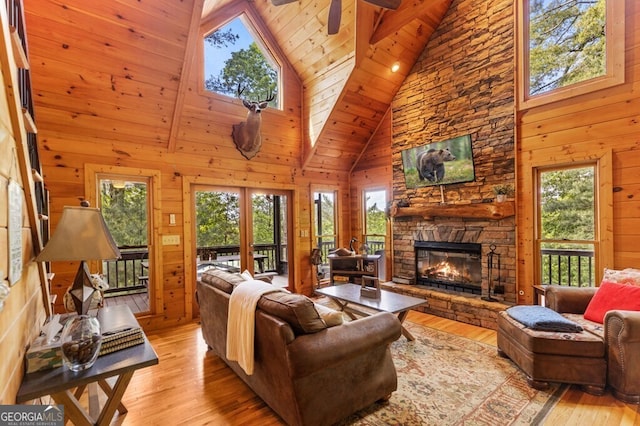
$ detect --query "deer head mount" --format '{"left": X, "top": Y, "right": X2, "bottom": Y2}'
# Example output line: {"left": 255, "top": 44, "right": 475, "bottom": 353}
{"left": 231, "top": 86, "right": 275, "bottom": 160}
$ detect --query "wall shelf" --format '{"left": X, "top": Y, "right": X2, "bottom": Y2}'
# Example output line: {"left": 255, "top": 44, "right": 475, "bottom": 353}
{"left": 391, "top": 201, "right": 515, "bottom": 220}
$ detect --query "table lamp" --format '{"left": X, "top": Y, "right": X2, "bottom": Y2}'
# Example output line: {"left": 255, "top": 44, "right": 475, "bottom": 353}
{"left": 35, "top": 203, "right": 121, "bottom": 315}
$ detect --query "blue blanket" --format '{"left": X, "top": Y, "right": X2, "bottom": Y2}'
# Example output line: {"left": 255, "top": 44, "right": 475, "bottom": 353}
{"left": 506, "top": 305, "right": 583, "bottom": 332}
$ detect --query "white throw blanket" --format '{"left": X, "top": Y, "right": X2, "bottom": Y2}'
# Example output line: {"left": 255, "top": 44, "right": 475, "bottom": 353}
{"left": 226, "top": 279, "right": 285, "bottom": 375}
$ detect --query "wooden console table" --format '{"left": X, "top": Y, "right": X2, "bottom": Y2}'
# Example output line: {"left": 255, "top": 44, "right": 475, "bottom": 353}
{"left": 16, "top": 307, "right": 158, "bottom": 426}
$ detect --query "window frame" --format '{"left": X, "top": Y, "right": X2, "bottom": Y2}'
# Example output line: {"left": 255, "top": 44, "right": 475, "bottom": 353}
{"left": 199, "top": 8, "right": 284, "bottom": 109}
{"left": 362, "top": 187, "right": 387, "bottom": 253}
{"left": 516, "top": 0, "right": 625, "bottom": 110}
{"left": 531, "top": 152, "right": 613, "bottom": 288}
{"left": 311, "top": 188, "right": 339, "bottom": 263}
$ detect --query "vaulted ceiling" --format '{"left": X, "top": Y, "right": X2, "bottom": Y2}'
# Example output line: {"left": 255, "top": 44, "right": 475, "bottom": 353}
{"left": 24, "top": 0, "right": 451, "bottom": 173}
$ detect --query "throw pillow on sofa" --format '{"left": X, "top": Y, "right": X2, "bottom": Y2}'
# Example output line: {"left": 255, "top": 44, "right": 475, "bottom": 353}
{"left": 313, "top": 302, "right": 344, "bottom": 327}
{"left": 584, "top": 280, "right": 640, "bottom": 323}
{"left": 258, "top": 292, "right": 327, "bottom": 335}
{"left": 603, "top": 268, "right": 640, "bottom": 287}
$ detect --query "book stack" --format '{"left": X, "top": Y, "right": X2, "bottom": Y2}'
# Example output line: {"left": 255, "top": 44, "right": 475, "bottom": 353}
{"left": 97, "top": 305, "right": 145, "bottom": 356}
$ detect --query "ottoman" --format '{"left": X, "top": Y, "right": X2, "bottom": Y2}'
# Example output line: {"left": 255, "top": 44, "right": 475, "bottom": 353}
{"left": 497, "top": 310, "right": 606, "bottom": 394}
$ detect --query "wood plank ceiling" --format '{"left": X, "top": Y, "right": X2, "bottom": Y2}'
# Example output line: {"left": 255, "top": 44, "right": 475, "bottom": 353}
{"left": 25, "top": 0, "right": 451, "bottom": 173}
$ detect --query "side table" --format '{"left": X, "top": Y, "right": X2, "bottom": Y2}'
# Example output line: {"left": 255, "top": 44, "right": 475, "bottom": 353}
{"left": 16, "top": 306, "right": 158, "bottom": 426}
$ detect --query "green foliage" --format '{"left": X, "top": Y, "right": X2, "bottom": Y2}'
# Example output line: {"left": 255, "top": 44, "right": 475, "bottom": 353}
{"left": 540, "top": 167, "right": 594, "bottom": 240}
{"left": 205, "top": 28, "right": 239, "bottom": 48}
{"left": 365, "top": 203, "right": 386, "bottom": 236}
{"left": 100, "top": 182, "right": 148, "bottom": 246}
{"left": 205, "top": 41, "right": 278, "bottom": 107}
{"left": 493, "top": 184, "right": 513, "bottom": 196}
{"left": 252, "top": 194, "right": 274, "bottom": 244}
{"left": 529, "top": 0, "right": 605, "bottom": 95}
{"left": 196, "top": 191, "right": 240, "bottom": 247}
{"left": 539, "top": 166, "right": 596, "bottom": 286}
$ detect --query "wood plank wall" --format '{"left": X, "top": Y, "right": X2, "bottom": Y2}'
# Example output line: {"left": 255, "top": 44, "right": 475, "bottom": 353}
{"left": 0, "top": 5, "right": 47, "bottom": 403}
{"left": 515, "top": 0, "right": 640, "bottom": 304}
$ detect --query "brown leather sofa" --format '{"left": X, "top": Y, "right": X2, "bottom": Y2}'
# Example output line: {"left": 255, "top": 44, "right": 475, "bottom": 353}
{"left": 196, "top": 269, "right": 402, "bottom": 426}
{"left": 497, "top": 285, "right": 640, "bottom": 403}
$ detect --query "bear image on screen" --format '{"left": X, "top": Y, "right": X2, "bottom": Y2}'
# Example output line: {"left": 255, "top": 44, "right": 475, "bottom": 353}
{"left": 401, "top": 135, "right": 475, "bottom": 188}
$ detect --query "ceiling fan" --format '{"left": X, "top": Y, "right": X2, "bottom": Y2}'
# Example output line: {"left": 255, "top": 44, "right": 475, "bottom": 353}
{"left": 272, "top": 0, "right": 401, "bottom": 35}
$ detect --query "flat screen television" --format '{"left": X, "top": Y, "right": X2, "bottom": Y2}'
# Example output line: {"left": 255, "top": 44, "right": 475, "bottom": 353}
{"left": 401, "top": 134, "right": 475, "bottom": 188}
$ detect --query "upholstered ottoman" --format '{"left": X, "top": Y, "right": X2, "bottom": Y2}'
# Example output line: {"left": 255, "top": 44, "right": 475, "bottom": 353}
{"left": 497, "top": 310, "right": 606, "bottom": 394}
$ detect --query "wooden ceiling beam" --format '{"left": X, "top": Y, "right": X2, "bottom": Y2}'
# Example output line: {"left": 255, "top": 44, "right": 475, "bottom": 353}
{"left": 369, "top": 0, "right": 442, "bottom": 45}
{"left": 167, "top": 0, "right": 204, "bottom": 152}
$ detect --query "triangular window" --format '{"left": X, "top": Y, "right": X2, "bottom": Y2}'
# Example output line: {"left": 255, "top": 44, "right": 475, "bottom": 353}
{"left": 203, "top": 14, "right": 280, "bottom": 109}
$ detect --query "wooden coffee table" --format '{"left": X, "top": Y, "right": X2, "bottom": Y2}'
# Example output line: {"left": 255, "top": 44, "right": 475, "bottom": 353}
{"left": 315, "top": 283, "right": 426, "bottom": 341}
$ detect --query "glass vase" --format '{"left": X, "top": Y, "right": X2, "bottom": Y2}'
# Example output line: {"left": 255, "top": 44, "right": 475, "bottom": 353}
{"left": 60, "top": 315, "right": 102, "bottom": 372}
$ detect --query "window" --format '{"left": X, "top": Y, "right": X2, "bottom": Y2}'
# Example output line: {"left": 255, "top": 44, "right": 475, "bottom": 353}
{"left": 536, "top": 165, "right": 596, "bottom": 287}
{"left": 363, "top": 189, "right": 387, "bottom": 254}
{"left": 313, "top": 191, "right": 337, "bottom": 262}
{"left": 517, "top": 0, "right": 624, "bottom": 108}
{"left": 203, "top": 14, "right": 280, "bottom": 108}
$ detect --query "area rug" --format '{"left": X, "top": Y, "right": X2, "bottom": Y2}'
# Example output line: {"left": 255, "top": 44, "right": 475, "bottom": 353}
{"left": 339, "top": 321, "right": 567, "bottom": 426}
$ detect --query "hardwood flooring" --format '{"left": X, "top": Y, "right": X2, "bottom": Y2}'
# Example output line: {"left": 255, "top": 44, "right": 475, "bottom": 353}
{"left": 107, "top": 311, "right": 638, "bottom": 425}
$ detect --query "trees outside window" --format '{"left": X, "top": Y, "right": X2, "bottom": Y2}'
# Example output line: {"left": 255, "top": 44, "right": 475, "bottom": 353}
{"left": 363, "top": 189, "right": 386, "bottom": 254}
{"left": 537, "top": 165, "right": 596, "bottom": 286}
{"left": 100, "top": 180, "right": 148, "bottom": 247}
{"left": 313, "top": 191, "right": 337, "bottom": 262}
{"left": 518, "top": 0, "right": 624, "bottom": 108}
{"left": 529, "top": 0, "right": 605, "bottom": 96}
{"left": 203, "top": 15, "right": 280, "bottom": 108}
{"left": 196, "top": 191, "right": 240, "bottom": 247}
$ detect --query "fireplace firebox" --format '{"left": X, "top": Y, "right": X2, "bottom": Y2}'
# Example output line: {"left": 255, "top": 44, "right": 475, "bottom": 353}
{"left": 415, "top": 241, "right": 482, "bottom": 294}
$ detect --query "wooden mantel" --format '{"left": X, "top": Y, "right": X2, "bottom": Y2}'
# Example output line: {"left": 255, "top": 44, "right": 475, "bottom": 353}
{"left": 391, "top": 201, "right": 515, "bottom": 220}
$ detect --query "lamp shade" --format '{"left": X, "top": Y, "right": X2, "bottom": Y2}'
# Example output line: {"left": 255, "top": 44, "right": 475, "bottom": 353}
{"left": 35, "top": 206, "right": 121, "bottom": 262}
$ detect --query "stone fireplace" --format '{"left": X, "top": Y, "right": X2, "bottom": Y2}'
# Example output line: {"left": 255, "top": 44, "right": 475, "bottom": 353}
{"left": 415, "top": 241, "right": 483, "bottom": 294}
{"left": 382, "top": 212, "right": 516, "bottom": 330}
{"left": 383, "top": 0, "right": 515, "bottom": 329}
{"left": 392, "top": 214, "right": 516, "bottom": 304}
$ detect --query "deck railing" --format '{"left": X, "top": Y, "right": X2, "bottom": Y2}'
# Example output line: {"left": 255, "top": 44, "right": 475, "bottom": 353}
{"left": 102, "top": 246, "right": 148, "bottom": 295}
{"left": 540, "top": 248, "right": 595, "bottom": 287}
{"left": 103, "top": 241, "right": 386, "bottom": 293}
{"left": 197, "top": 244, "right": 284, "bottom": 274}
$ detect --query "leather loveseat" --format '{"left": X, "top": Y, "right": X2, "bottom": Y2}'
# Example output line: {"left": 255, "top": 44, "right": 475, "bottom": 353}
{"left": 196, "top": 268, "right": 402, "bottom": 426}
{"left": 498, "top": 284, "right": 640, "bottom": 403}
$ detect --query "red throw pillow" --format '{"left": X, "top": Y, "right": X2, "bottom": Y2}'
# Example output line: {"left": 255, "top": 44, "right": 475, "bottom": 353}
{"left": 584, "top": 280, "right": 640, "bottom": 323}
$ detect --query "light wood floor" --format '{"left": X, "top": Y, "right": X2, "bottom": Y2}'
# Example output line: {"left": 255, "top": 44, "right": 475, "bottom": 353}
{"left": 109, "top": 310, "right": 638, "bottom": 425}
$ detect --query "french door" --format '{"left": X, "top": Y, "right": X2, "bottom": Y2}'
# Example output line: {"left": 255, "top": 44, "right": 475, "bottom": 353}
{"left": 194, "top": 186, "right": 291, "bottom": 285}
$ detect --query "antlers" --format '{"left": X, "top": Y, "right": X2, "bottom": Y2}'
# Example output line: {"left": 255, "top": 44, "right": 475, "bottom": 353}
{"left": 236, "top": 84, "right": 275, "bottom": 106}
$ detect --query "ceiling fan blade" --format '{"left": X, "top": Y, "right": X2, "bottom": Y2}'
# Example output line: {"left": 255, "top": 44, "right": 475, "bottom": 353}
{"left": 328, "top": 0, "right": 342, "bottom": 35}
{"left": 271, "top": 0, "right": 298, "bottom": 6}
{"left": 362, "top": 0, "right": 401, "bottom": 10}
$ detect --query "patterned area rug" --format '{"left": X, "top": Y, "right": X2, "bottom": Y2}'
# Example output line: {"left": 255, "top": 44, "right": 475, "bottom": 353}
{"left": 339, "top": 321, "right": 567, "bottom": 426}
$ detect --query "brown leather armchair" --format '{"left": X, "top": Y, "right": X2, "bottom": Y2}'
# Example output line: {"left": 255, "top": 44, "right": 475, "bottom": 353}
{"left": 545, "top": 285, "right": 640, "bottom": 403}
{"left": 498, "top": 285, "right": 640, "bottom": 403}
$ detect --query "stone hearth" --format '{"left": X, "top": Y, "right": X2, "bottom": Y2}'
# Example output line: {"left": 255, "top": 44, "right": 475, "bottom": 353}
{"left": 381, "top": 282, "right": 510, "bottom": 330}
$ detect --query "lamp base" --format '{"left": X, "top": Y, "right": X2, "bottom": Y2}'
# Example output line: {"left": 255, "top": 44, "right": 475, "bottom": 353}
{"left": 69, "top": 261, "right": 98, "bottom": 315}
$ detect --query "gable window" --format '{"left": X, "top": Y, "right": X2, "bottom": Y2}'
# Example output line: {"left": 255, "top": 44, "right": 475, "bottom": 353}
{"left": 203, "top": 14, "right": 280, "bottom": 109}
{"left": 517, "top": 0, "right": 624, "bottom": 108}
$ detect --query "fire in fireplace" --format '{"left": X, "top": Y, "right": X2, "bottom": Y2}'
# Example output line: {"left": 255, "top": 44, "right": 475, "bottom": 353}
{"left": 415, "top": 241, "right": 482, "bottom": 294}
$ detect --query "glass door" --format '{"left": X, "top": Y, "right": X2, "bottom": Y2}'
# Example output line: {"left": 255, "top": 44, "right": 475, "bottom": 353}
{"left": 249, "top": 190, "right": 290, "bottom": 287}
{"left": 195, "top": 188, "right": 242, "bottom": 274}
{"left": 98, "top": 176, "right": 151, "bottom": 314}
{"left": 194, "top": 187, "right": 291, "bottom": 288}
